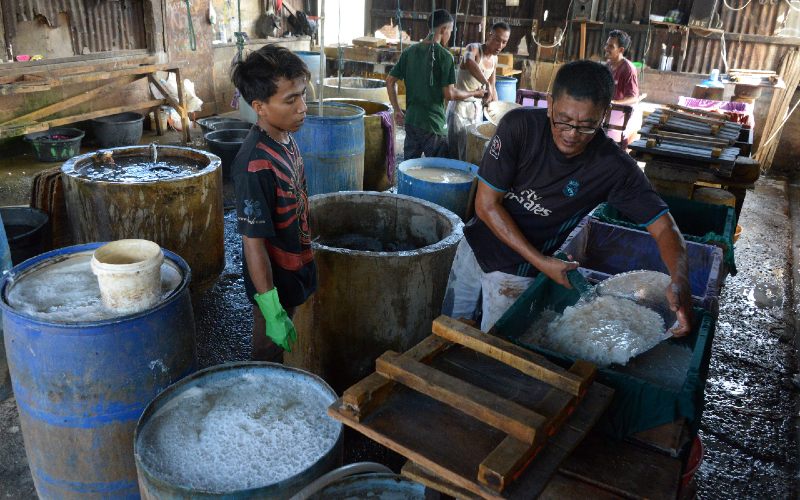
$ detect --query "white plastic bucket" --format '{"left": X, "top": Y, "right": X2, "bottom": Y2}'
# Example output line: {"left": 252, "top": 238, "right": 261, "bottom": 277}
{"left": 91, "top": 239, "right": 164, "bottom": 314}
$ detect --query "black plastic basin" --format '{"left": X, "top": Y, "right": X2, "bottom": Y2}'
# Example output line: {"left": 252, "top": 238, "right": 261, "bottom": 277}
{"left": 91, "top": 112, "right": 144, "bottom": 148}
{"left": 205, "top": 129, "right": 250, "bottom": 178}
{"left": 0, "top": 207, "right": 50, "bottom": 265}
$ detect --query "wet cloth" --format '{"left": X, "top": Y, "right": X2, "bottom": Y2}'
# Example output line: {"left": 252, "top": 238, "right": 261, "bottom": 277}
{"left": 376, "top": 110, "right": 396, "bottom": 182}
{"left": 442, "top": 238, "right": 533, "bottom": 331}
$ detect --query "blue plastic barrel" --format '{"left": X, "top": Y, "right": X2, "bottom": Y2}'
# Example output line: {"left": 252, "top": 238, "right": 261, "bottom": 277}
{"left": 0, "top": 210, "right": 12, "bottom": 401}
{"left": 294, "top": 102, "right": 365, "bottom": 196}
{"left": 1, "top": 243, "right": 197, "bottom": 499}
{"left": 496, "top": 76, "right": 518, "bottom": 103}
{"left": 397, "top": 157, "right": 478, "bottom": 220}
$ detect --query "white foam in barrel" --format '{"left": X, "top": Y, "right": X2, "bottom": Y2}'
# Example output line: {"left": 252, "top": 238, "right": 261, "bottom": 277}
{"left": 522, "top": 295, "right": 668, "bottom": 367}
{"left": 6, "top": 253, "right": 181, "bottom": 322}
{"left": 137, "top": 372, "right": 339, "bottom": 493}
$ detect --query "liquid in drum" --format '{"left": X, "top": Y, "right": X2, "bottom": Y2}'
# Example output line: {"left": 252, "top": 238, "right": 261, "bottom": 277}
{"left": 75, "top": 157, "right": 201, "bottom": 182}
{"left": 404, "top": 166, "right": 474, "bottom": 184}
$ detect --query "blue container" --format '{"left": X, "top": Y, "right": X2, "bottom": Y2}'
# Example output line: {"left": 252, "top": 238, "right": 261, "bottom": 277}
{"left": 2, "top": 243, "right": 197, "bottom": 499}
{"left": 397, "top": 157, "right": 478, "bottom": 220}
{"left": 496, "top": 76, "right": 518, "bottom": 103}
{"left": 294, "top": 102, "right": 365, "bottom": 196}
{"left": 558, "top": 217, "right": 724, "bottom": 313}
{"left": 0, "top": 211, "right": 12, "bottom": 402}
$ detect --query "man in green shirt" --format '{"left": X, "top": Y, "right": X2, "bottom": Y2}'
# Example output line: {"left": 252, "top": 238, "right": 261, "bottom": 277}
{"left": 386, "top": 9, "right": 486, "bottom": 159}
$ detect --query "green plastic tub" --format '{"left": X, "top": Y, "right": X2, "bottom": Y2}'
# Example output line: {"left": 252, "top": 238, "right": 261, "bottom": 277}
{"left": 493, "top": 271, "right": 716, "bottom": 439}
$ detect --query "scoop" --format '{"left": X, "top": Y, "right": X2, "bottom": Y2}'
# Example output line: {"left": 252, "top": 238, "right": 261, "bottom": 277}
{"left": 596, "top": 270, "right": 679, "bottom": 333}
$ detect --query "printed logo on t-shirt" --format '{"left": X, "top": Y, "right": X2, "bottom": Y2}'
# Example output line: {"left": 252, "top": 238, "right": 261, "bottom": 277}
{"left": 563, "top": 179, "right": 580, "bottom": 197}
{"left": 241, "top": 199, "right": 264, "bottom": 225}
{"left": 504, "top": 189, "right": 552, "bottom": 216}
{"left": 489, "top": 135, "right": 501, "bottom": 159}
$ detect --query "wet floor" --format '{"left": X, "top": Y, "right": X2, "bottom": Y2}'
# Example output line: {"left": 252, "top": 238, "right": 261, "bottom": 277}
{"left": 695, "top": 178, "right": 798, "bottom": 498}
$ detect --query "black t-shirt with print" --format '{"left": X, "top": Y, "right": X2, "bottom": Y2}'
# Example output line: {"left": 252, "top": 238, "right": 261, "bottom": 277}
{"left": 464, "top": 107, "right": 667, "bottom": 277}
{"left": 232, "top": 127, "right": 316, "bottom": 307}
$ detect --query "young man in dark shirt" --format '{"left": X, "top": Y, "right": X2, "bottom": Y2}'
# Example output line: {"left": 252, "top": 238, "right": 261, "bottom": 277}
{"left": 443, "top": 60, "right": 692, "bottom": 335}
{"left": 230, "top": 45, "right": 316, "bottom": 360}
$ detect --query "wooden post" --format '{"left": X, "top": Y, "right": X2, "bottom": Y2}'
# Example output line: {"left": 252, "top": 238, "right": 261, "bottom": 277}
{"left": 579, "top": 21, "right": 587, "bottom": 59}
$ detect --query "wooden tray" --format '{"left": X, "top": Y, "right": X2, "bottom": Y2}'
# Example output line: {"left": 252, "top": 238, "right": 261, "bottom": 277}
{"left": 328, "top": 316, "right": 614, "bottom": 499}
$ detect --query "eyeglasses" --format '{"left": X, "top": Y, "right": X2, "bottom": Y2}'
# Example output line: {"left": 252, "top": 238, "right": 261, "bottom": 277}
{"left": 550, "top": 115, "right": 602, "bottom": 135}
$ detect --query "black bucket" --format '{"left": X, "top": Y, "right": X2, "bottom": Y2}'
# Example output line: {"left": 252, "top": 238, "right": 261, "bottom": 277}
{"left": 205, "top": 129, "right": 250, "bottom": 178}
{"left": 91, "top": 112, "right": 144, "bottom": 148}
{"left": 24, "top": 128, "right": 85, "bottom": 162}
{"left": 209, "top": 120, "right": 251, "bottom": 132}
{"left": 197, "top": 117, "right": 251, "bottom": 135}
{"left": 0, "top": 207, "right": 49, "bottom": 265}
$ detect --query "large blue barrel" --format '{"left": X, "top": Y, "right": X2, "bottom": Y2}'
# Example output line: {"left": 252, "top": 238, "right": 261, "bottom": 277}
{"left": 294, "top": 102, "right": 365, "bottom": 196}
{"left": 0, "top": 210, "right": 12, "bottom": 401}
{"left": 134, "top": 362, "right": 343, "bottom": 498}
{"left": 2, "top": 243, "right": 197, "bottom": 499}
{"left": 496, "top": 76, "right": 518, "bottom": 103}
{"left": 397, "top": 157, "right": 478, "bottom": 220}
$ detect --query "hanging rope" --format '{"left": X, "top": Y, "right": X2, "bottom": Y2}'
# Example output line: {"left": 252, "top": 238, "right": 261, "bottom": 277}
{"left": 184, "top": 0, "right": 197, "bottom": 51}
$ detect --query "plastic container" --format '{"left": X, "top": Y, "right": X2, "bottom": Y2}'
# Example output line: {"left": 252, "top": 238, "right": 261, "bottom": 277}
{"left": 24, "top": 128, "right": 85, "bottom": 162}
{"left": 680, "top": 435, "right": 704, "bottom": 496}
{"left": 0, "top": 210, "right": 12, "bottom": 401}
{"left": 205, "top": 128, "right": 249, "bottom": 179}
{"left": 493, "top": 271, "right": 717, "bottom": 438}
{"left": 1, "top": 243, "right": 196, "bottom": 498}
{"left": 293, "top": 102, "right": 366, "bottom": 196}
{"left": 558, "top": 217, "right": 724, "bottom": 313}
{"left": 91, "top": 239, "right": 164, "bottom": 315}
{"left": 196, "top": 116, "right": 246, "bottom": 135}
{"left": 91, "top": 112, "right": 144, "bottom": 147}
{"left": 397, "top": 157, "right": 478, "bottom": 221}
{"left": 0, "top": 207, "right": 50, "bottom": 265}
{"left": 208, "top": 119, "right": 251, "bottom": 132}
{"left": 495, "top": 76, "right": 518, "bottom": 103}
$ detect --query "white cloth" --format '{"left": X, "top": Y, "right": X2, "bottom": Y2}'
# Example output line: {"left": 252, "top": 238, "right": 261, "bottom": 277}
{"left": 442, "top": 239, "right": 534, "bottom": 331}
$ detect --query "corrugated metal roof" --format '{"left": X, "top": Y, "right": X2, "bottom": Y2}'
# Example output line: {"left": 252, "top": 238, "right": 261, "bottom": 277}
{"left": 14, "top": 0, "right": 146, "bottom": 54}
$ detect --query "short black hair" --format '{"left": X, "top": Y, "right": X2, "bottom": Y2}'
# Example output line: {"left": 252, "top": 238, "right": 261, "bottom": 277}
{"left": 491, "top": 21, "right": 511, "bottom": 33}
{"left": 552, "top": 60, "right": 614, "bottom": 108}
{"left": 230, "top": 44, "right": 311, "bottom": 105}
{"left": 429, "top": 9, "right": 453, "bottom": 30}
{"left": 608, "top": 29, "right": 632, "bottom": 53}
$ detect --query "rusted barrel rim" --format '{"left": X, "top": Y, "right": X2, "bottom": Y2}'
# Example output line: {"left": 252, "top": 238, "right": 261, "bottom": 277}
{"left": 304, "top": 101, "right": 366, "bottom": 121}
{"left": 309, "top": 191, "right": 464, "bottom": 256}
{"left": 61, "top": 145, "right": 222, "bottom": 185}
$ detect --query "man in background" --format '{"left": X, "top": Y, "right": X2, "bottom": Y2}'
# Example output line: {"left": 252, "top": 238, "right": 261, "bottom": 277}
{"left": 386, "top": 9, "right": 486, "bottom": 159}
{"left": 447, "top": 22, "right": 510, "bottom": 160}
{"left": 604, "top": 29, "right": 639, "bottom": 105}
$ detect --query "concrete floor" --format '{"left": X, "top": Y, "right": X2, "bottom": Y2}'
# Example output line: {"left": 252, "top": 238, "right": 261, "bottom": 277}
{"left": 0, "top": 125, "right": 798, "bottom": 498}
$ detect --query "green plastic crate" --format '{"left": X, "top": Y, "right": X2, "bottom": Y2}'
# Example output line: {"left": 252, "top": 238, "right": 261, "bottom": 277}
{"left": 493, "top": 271, "right": 716, "bottom": 439}
{"left": 592, "top": 195, "right": 737, "bottom": 275}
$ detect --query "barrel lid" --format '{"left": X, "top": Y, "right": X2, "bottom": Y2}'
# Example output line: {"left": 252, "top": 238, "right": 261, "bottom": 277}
{"left": 3, "top": 248, "right": 183, "bottom": 323}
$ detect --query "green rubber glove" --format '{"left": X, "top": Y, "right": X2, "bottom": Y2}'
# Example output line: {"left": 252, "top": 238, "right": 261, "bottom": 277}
{"left": 253, "top": 288, "right": 297, "bottom": 352}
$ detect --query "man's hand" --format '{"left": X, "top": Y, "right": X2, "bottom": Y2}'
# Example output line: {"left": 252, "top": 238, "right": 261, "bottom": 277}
{"left": 393, "top": 108, "right": 405, "bottom": 126}
{"left": 666, "top": 280, "right": 693, "bottom": 337}
{"left": 538, "top": 256, "right": 580, "bottom": 288}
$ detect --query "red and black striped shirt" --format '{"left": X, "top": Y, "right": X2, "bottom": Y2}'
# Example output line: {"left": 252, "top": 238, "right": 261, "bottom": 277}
{"left": 232, "top": 127, "right": 316, "bottom": 307}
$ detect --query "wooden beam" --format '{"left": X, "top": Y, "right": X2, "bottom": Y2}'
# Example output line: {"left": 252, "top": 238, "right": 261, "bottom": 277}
{"left": 375, "top": 351, "right": 548, "bottom": 445}
{"left": 340, "top": 335, "right": 451, "bottom": 420}
{"left": 0, "top": 75, "right": 141, "bottom": 127}
{"left": 477, "top": 360, "right": 597, "bottom": 490}
{"left": 46, "top": 99, "right": 166, "bottom": 128}
{"left": 0, "top": 64, "right": 181, "bottom": 95}
{"left": 431, "top": 316, "right": 593, "bottom": 396}
{"left": 174, "top": 68, "right": 191, "bottom": 143}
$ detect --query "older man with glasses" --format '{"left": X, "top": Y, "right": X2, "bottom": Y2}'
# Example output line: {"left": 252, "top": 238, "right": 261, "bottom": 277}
{"left": 442, "top": 60, "right": 693, "bottom": 337}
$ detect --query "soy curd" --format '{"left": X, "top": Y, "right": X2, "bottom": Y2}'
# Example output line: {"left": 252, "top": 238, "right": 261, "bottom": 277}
{"left": 136, "top": 373, "right": 339, "bottom": 493}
